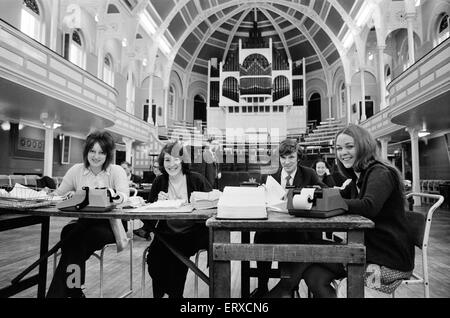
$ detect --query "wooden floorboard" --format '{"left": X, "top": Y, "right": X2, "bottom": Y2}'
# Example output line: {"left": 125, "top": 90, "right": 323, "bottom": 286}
{"left": 1, "top": 205, "right": 449, "bottom": 298}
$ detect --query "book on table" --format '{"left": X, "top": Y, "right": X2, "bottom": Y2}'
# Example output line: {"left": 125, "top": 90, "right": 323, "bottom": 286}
{"left": 141, "top": 199, "right": 194, "bottom": 213}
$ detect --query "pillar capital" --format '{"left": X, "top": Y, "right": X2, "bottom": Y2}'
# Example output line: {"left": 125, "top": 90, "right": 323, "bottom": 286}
{"left": 122, "top": 137, "right": 135, "bottom": 145}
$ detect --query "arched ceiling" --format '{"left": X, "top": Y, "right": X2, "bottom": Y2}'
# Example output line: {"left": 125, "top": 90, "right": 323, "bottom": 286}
{"left": 145, "top": 0, "right": 367, "bottom": 75}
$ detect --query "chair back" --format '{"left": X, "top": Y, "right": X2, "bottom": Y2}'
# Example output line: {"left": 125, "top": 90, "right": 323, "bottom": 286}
{"left": 25, "top": 175, "right": 40, "bottom": 187}
{"left": 9, "top": 175, "right": 26, "bottom": 186}
{"left": 405, "top": 211, "right": 426, "bottom": 248}
{"left": 0, "top": 175, "right": 11, "bottom": 187}
{"left": 405, "top": 193, "right": 444, "bottom": 250}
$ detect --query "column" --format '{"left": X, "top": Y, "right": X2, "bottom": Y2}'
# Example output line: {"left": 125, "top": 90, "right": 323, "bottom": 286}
{"left": 122, "top": 137, "right": 134, "bottom": 164}
{"left": 43, "top": 128, "right": 54, "bottom": 177}
{"left": 327, "top": 95, "right": 333, "bottom": 120}
{"left": 147, "top": 74, "right": 154, "bottom": 124}
{"left": 406, "top": 13, "right": 415, "bottom": 65}
{"left": 346, "top": 82, "right": 352, "bottom": 124}
{"left": 377, "top": 45, "right": 387, "bottom": 109}
{"left": 407, "top": 128, "right": 421, "bottom": 206}
{"left": 49, "top": 0, "right": 60, "bottom": 51}
{"left": 127, "top": 66, "right": 134, "bottom": 114}
{"left": 378, "top": 137, "right": 390, "bottom": 160}
{"left": 163, "top": 87, "right": 169, "bottom": 127}
{"left": 96, "top": 26, "right": 107, "bottom": 79}
{"left": 401, "top": 147, "right": 406, "bottom": 179}
{"left": 183, "top": 97, "right": 188, "bottom": 122}
{"left": 360, "top": 68, "right": 366, "bottom": 121}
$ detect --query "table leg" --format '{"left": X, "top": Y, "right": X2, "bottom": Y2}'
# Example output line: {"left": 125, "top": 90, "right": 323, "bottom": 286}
{"left": 209, "top": 228, "right": 230, "bottom": 298}
{"left": 37, "top": 216, "right": 49, "bottom": 298}
{"left": 240, "top": 231, "right": 250, "bottom": 298}
{"left": 347, "top": 230, "right": 365, "bottom": 298}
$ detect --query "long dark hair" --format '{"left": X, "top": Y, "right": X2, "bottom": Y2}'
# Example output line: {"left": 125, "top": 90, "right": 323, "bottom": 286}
{"left": 158, "top": 141, "right": 190, "bottom": 176}
{"left": 335, "top": 124, "right": 404, "bottom": 195}
{"left": 83, "top": 130, "right": 115, "bottom": 171}
{"left": 311, "top": 158, "right": 330, "bottom": 171}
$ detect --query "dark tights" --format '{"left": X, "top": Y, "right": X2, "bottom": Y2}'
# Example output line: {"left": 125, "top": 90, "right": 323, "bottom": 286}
{"left": 303, "top": 263, "right": 346, "bottom": 298}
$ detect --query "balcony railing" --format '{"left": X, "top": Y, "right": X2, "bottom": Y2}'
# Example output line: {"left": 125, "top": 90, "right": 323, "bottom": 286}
{"left": 387, "top": 38, "right": 450, "bottom": 115}
{"left": 361, "top": 38, "right": 450, "bottom": 137}
{"left": 108, "top": 108, "right": 156, "bottom": 143}
{"left": 0, "top": 19, "right": 117, "bottom": 120}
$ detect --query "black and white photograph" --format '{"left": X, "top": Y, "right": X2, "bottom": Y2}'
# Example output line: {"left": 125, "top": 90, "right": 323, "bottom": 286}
{"left": 0, "top": 0, "right": 449, "bottom": 304}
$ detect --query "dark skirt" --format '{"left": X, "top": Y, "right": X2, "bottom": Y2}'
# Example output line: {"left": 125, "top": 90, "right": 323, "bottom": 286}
{"left": 146, "top": 221, "right": 208, "bottom": 298}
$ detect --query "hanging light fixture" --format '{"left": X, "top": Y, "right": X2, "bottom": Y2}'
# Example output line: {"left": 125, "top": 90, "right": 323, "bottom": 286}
{"left": 418, "top": 122, "right": 430, "bottom": 138}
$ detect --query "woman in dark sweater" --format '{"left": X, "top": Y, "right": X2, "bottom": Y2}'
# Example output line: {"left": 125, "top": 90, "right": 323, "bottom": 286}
{"left": 145, "top": 141, "right": 212, "bottom": 298}
{"left": 301, "top": 124, "right": 415, "bottom": 297}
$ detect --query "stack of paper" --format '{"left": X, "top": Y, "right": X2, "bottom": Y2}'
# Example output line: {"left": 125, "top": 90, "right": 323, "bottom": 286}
{"left": 143, "top": 199, "right": 187, "bottom": 210}
{"left": 190, "top": 189, "right": 222, "bottom": 210}
{"left": 5, "top": 183, "right": 49, "bottom": 200}
{"left": 217, "top": 186, "right": 267, "bottom": 219}
{"left": 264, "top": 176, "right": 288, "bottom": 212}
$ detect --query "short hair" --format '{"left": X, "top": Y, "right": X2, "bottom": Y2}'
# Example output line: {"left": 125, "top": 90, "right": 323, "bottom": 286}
{"left": 312, "top": 158, "right": 330, "bottom": 170}
{"left": 157, "top": 141, "right": 190, "bottom": 176}
{"left": 278, "top": 138, "right": 303, "bottom": 161}
{"left": 83, "top": 130, "right": 115, "bottom": 171}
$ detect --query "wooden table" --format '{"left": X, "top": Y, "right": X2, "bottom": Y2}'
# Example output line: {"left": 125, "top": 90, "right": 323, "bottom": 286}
{"left": 0, "top": 206, "right": 215, "bottom": 298}
{"left": 206, "top": 211, "right": 374, "bottom": 298}
{"left": 0, "top": 214, "right": 49, "bottom": 298}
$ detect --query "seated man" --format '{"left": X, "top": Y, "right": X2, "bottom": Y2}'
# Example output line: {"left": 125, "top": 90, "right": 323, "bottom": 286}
{"left": 120, "top": 161, "right": 142, "bottom": 188}
{"left": 251, "top": 138, "right": 326, "bottom": 298}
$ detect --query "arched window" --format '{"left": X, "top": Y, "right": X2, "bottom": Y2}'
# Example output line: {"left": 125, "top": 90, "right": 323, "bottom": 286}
{"left": 339, "top": 82, "right": 346, "bottom": 117}
{"left": 20, "top": 0, "right": 43, "bottom": 42}
{"left": 126, "top": 73, "right": 136, "bottom": 114}
{"left": 103, "top": 54, "right": 114, "bottom": 86}
{"left": 168, "top": 85, "right": 175, "bottom": 120}
{"left": 437, "top": 14, "right": 449, "bottom": 45}
{"left": 68, "top": 29, "right": 86, "bottom": 68}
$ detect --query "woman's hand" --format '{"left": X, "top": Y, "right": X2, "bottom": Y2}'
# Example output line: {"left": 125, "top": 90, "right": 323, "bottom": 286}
{"left": 158, "top": 191, "right": 169, "bottom": 200}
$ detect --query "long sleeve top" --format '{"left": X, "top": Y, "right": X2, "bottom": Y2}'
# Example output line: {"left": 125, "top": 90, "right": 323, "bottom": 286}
{"left": 148, "top": 171, "right": 212, "bottom": 234}
{"left": 55, "top": 163, "right": 129, "bottom": 202}
{"left": 340, "top": 161, "right": 415, "bottom": 271}
{"left": 264, "top": 165, "right": 327, "bottom": 188}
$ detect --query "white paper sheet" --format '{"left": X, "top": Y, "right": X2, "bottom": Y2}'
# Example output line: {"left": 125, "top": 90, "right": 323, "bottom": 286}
{"left": 265, "top": 175, "right": 286, "bottom": 204}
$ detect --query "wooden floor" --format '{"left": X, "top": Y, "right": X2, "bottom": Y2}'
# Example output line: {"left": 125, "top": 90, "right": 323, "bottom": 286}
{"left": 1, "top": 204, "right": 449, "bottom": 298}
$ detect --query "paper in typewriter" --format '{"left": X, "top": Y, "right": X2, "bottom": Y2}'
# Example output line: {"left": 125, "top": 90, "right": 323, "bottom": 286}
{"left": 264, "top": 175, "right": 288, "bottom": 212}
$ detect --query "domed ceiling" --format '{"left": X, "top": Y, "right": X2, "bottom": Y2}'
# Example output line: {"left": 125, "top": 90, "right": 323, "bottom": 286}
{"left": 146, "top": 0, "right": 366, "bottom": 75}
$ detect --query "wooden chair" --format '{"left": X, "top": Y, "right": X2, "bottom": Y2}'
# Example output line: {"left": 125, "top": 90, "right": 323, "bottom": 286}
{"left": 53, "top": 220, "right": 134, "bottom": 298}
{"left": 392, "top": 192, "right": 444, "bottom": 298}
